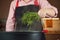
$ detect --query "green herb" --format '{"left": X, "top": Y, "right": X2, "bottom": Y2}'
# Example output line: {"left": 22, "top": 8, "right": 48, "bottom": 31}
{"left": 21, "top": 12, "right": 40, "bottom": 26}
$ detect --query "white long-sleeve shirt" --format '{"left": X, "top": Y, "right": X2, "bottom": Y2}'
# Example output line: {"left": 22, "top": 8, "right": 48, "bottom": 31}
{"left": 6, "top": 0, "right": 58, "bottom": 32}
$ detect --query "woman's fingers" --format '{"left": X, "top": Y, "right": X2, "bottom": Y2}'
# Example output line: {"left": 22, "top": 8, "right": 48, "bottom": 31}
{"left": 38, "top": 8, "right": 56, "bottom": 18}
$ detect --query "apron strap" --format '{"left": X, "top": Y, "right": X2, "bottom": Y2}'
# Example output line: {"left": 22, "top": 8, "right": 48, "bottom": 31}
{"left": 16, "top": 0, "right": 19, "bottom": 7}
{"left": 16, "top": 0, "right": 21, "bottom": 7}
{"left": 34, "top": 0, "right": 39, "bottom": 6}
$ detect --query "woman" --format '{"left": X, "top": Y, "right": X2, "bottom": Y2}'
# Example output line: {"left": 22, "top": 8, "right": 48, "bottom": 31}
{"left": 5, "top": 0, "right": 58, "bottom": 40}
{"left": 6, "top": 0, "right": 58, "bottom": 32}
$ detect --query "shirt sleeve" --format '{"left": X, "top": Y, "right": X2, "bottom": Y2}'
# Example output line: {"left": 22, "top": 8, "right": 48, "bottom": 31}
{"left": 6, "top": 0, "right": 16, "bottom": 32}
{"left": 38, "top": 0, "right": 58, "bottom": 14}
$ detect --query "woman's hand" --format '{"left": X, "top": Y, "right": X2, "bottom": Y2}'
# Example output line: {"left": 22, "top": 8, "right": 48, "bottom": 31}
{"left": 38, "top": 8, "right": 58, "bottom": 18}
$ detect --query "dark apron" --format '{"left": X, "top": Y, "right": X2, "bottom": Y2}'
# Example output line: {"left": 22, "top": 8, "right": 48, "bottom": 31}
{"left": 15, "top": 4, "right": 43, "bottom": 32}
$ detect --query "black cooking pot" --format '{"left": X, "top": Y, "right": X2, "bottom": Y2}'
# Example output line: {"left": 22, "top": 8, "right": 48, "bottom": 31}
{"left": 0, "top": 32, "right": 46, "bottom": 40}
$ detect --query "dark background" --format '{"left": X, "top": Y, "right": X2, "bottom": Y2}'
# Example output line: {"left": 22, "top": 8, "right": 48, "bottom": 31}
{"left": 0, "top": 0, "right": 60, "bottom": 18}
